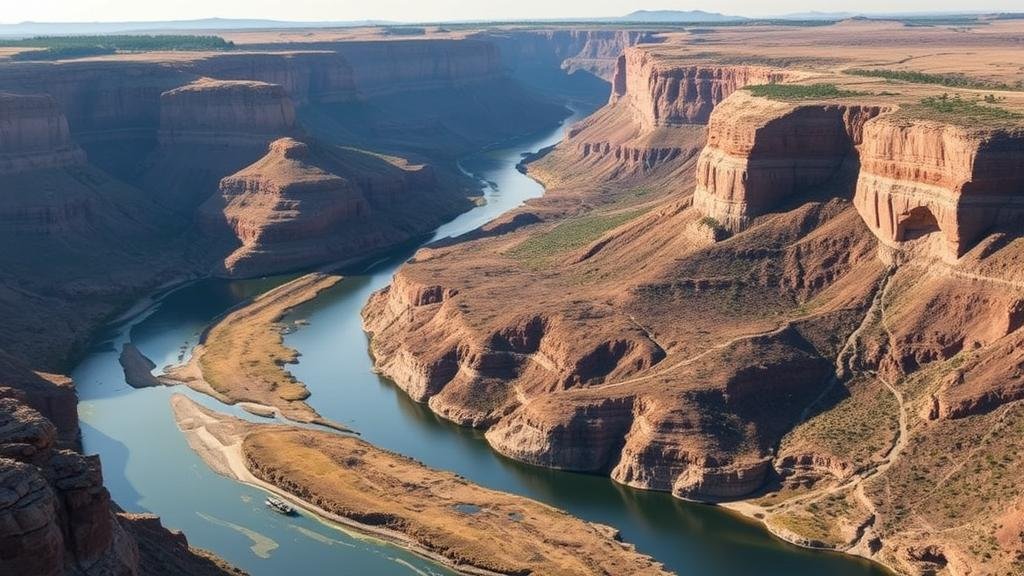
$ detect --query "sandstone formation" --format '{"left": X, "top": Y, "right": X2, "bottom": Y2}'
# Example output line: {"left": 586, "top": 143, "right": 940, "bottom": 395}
{"left": 172, "top": 394, "right": 670, "bottom": 576}
{"left": 693, "top": 91, "right": 888, "bottom": 231}
{"left": 364, "top": 22, "right": 1024, "bottom": 576}
{"left": 158, "top": 79, "right": 296, "bottom": 145}
{"left": 0, "top": 31, "right": 602, "bottom": 576}
{"left": 198, "top": 137, "right": 449, "bottom": 276}
{"left": 529, "top": 51, "right": 797, "bottom": 190}
{"left": 609, "top": 48, "right": 793, "bottom": 127}
{"left": 854, "top": 117, "right": 1024, "bottom": 259}
{"left": 0, "top": 92, "right": 86, "bottom": 173}
{"left": 0, "top": 360, "right": 245, "bottom": 576}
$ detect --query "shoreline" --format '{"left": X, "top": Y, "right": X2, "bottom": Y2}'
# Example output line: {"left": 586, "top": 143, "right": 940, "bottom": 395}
{"left": 171, "top": 394, "right": 669, "bottom": 576}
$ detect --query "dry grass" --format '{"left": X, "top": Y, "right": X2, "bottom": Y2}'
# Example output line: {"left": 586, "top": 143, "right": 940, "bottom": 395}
{"left": 508, "top": 208, "right": 649, "bottom": 268}
{"left": 196, "top": 273, "right": 342, "bottom": 423}
{"left": 780, "top": 377, "right": 900, "bottom": 474}
{"left": 243, "top": 429, "right": 669, "bottom": 576}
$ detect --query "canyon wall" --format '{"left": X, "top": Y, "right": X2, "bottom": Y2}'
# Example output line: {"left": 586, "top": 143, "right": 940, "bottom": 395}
{"left": 0, "top": 92, "right": 86, "bottom": 173}
{"left": 693, "top": 91, "right": 888, "bottom": 231}
{"left": 610, "top": 48, "right": 793, "bottom": 128}
{"left": 689, "top": 89, "right": 1024, "bottom": 258}
{"left": 0, "top": 39, "right": 520, "bottom": 156}
{"left": 530, "top": 49, "right": 793, "bottom": 188}
{"left": 189, "top": 52, "right": 357, "bottom": 104}
{"left": 477, "top": 29, "right": 658, "bottom": 81}
{"left": 853, "top": 118, "right": 1024, "bottom": 259}
{"left": 158, "top": 79, "right": 297, "bottom": 145}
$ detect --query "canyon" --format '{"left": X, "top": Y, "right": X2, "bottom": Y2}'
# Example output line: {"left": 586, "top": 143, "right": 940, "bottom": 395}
{"left": 2, "top": 16, "right": 1024, "bottom": 576}
{"left": 171, "top": 394, "right": 669, "bottom": 576}
{"left": 361, "top": 19, "right": 1024, "bottom": 576}
{"left": 0, "top": 27, "right": 623, "bottom": 575}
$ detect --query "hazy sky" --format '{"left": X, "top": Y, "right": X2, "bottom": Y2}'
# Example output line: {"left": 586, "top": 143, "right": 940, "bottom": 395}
{"left": 3, "top": 0, "right": 1021, "bottom": 24}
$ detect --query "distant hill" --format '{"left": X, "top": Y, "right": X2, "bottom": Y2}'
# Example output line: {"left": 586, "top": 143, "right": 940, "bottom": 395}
{"left": 616, "top": 10, "right": 745, "bottom": 23}
{"left": 0, "top": 18, "right": 393, "bottom": 38}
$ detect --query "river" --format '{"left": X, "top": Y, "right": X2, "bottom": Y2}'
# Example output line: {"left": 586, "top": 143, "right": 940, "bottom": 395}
{"left": 75, "top": 107, "right": 889, "bottom": 576}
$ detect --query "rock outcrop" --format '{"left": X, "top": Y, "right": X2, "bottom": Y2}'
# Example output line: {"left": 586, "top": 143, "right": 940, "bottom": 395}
{"left": 531, "top": 49, "right": 796, "bottom": 189}
{"left": 610, "top": 48, "right": 793, "bottom": 127}
{"left": 693, "top": 91, "right": 888, "bottom": 231}
{"left": 0, "top": 397, "right": 133, "bottom": 576}
{"left": 478, "top": 29, "right": 658, "bottom": 81}
{"left": 0, "top": 366, "right": 245, "bottom": 576}
{"left": 158, "top": 79, "right": 297, "bottom": 146}
{"left": 853, "top": 117, "right": 1024, "bottom": 259}
{"left": 190, "top": 52, "right": 357, "bottom": 105}
{"left": 0, "top": 92, "right": 86, "bottom": 173}
{"left": 198, "top": 137, "right": 457, "bottom": 276}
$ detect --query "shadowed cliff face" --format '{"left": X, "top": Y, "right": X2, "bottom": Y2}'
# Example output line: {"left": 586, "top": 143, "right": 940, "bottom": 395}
{"left": 0, "top": 31, "right": 616, "bottom": 576}
{"left": 476, "top": 29, "right": 658, "bottom": 83}
{"left": 0, "top": 92, "right": 87, "bottom": 173}
{"left": 198, "top": 137, "right": 461, "bottom": 276}
{"left": 0, "top": 373, "right": 243, "bottom": 576}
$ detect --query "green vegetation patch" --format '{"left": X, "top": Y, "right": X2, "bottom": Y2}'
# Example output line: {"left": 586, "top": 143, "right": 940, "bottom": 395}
{"left": 3, "top": 35, "right": 234, "bottom": 60}
{"left": 901, "top": 94, "right": 1023, "bottom": 126}
{"left": 845, "top": 68, "right": 1022, "bottom": 91}
{"left": 509, "top": 209, "right": 647, "bottom": 267}
{"left": 745, "top": 83, "right": 866, "bottom": 101}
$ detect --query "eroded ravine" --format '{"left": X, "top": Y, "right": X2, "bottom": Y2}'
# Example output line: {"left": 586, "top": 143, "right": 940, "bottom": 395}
{"left": 75, "top": 108, "right": 887, "bottom": 575}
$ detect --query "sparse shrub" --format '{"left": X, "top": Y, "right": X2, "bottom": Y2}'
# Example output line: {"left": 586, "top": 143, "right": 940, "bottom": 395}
{"left": 746, "top": 83, "right": 866, "bottom": 101}
{"left": 845, "top": 68, "right": 1019, "bottom": 91}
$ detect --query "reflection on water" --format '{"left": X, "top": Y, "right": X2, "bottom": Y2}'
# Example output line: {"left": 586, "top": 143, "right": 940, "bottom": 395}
{"left": 74, "top": 105, "right": 888, "bottom": 575}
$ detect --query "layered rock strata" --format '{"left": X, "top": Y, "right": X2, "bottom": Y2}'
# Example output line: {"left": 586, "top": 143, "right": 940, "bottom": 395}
{"left": 853, "top": 117, "right": 1024, "bottom": 259}
{"left": 478, "top": 29, "right": 658, "bottom": 81}
{"left": 610, "top": 48, "right": 793, "bottom": 127}
{"left": 158, "top": 79, "right": 296, "bottom": 146}
{"left": 0, "top": 92, "right": 86, "bottom": 173}
{"left": 693, "top": 91, "right": 888, "bottom": 231}
{"left": 535, "top": 51, "right": 796, "bottom": 188}
{"left": 198, "top": 137, "right": 448, "bottom": 276}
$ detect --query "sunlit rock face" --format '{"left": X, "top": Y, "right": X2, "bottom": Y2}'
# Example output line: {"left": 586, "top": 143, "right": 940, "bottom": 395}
{"left": 854, "top": 118, "right": 1024, "bottom": 259}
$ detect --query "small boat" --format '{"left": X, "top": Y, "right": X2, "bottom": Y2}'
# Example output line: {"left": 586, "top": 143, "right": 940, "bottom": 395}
{"left": 265, "top": 495, "right": 295, "bottom": 515}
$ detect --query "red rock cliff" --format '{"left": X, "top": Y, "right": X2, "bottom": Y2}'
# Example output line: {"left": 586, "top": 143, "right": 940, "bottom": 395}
{"left": 531, "top": 50, "right": 795, "bottom": 187}
{"left": 198, "top": 137, "right": 449, "bottom": 276}
{"left": 610, "top": 48, "right": 793, "bottom": 127}
{"left": 693, "top": 91, "right": 888, "bottom": 231}
{"left": 853, "top": 117, "right": 1024, "bottom": 259}
{"left": 0, "top": 92, "right": 86, "bottom": 173}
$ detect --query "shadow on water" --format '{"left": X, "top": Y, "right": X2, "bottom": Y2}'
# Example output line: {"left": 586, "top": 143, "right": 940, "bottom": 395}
{"left": 80, "top": 421, "right": 144, "bottom": 511}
